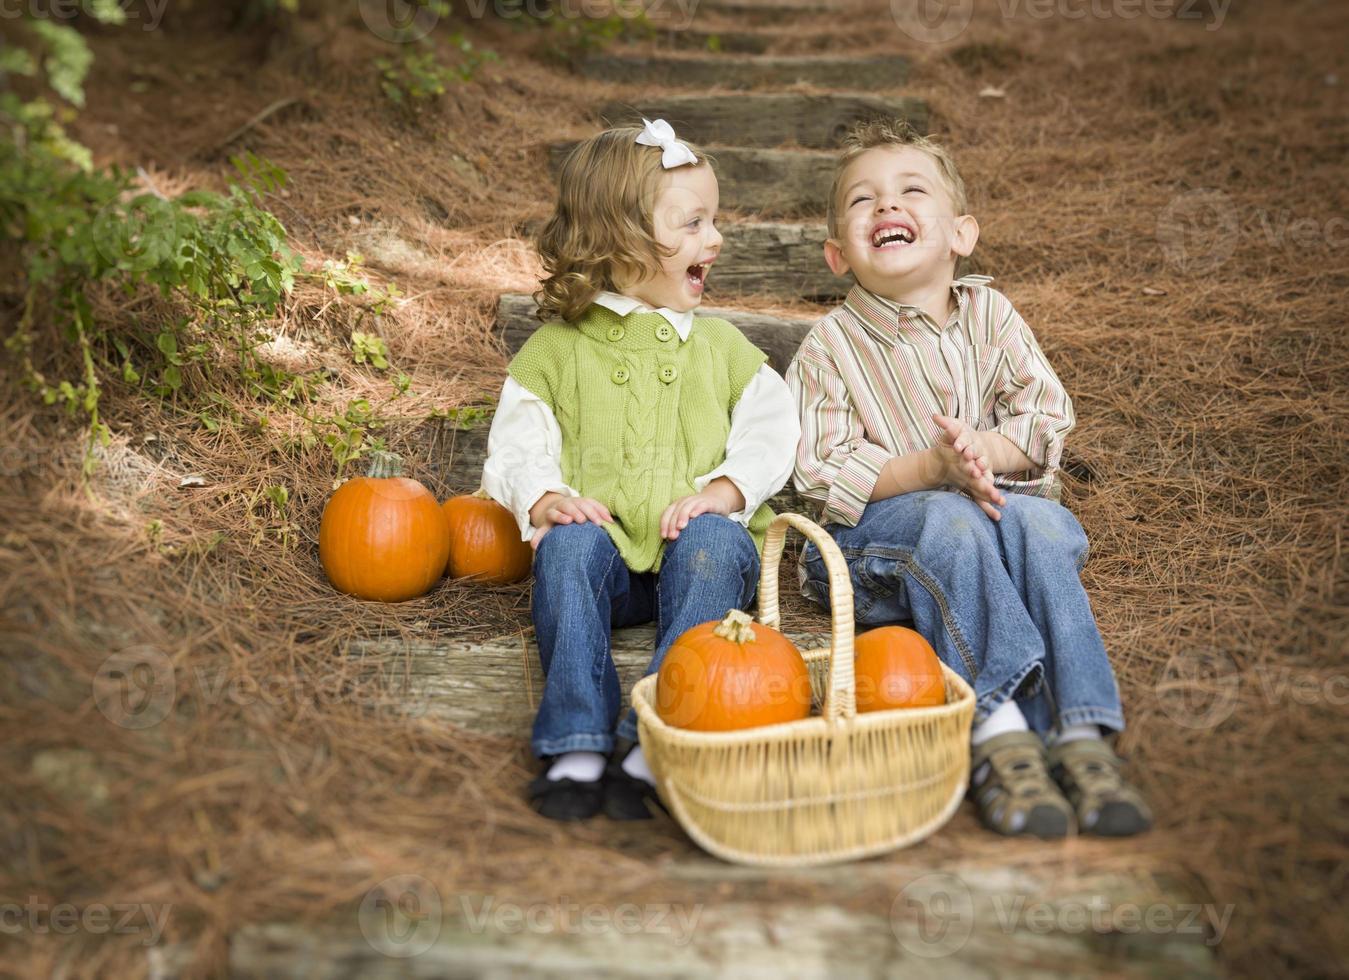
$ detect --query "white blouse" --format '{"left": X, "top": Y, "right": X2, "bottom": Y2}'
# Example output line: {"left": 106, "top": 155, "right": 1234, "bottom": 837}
{"left": 482, "top": 292, "right": 801, "bottom": 542}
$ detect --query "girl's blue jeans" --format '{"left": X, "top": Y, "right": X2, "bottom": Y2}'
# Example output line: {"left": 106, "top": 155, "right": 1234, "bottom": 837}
{"left": 800, "top": 489, "right": 1125, "bottom": 736}
{"left": 529, "top": 513, "right": 760, "bottom": 759}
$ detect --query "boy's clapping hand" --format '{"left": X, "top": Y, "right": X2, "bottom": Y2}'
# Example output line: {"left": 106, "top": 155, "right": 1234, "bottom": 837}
{"left": 932, "top": 414, "right": 1006, "bottom": 521}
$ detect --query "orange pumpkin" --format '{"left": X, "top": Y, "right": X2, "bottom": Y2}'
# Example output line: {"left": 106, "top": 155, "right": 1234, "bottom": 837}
{"left": 853, "top": 626, "right": 947, "bottom": 712}
{"left": 657, "top": 609, "right": 812, "bottom": 731}
{"left": 441, "top": 489, "right": 532, "bottom": 584}
{"left": 319, "top": 450, "right": 451, "bottom": 602}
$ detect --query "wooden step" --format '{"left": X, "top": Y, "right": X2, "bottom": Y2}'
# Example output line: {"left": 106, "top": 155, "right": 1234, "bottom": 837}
{"left": 600, "top": 93, "right": 929, "bottom": 148}
{"left": 496, "top": 292, "right": 814, "bottom": 375}
{"left": 515, "top": 218, "right": 849, "bottom": 301}
{"left": 701, "top": 0, "right": 848, "bottom": 20}
{"left": 653, "top": 27, "right": 772, "bottom": 53}
{"left": 576, "top": 53, "right": 910, "bottom": 91}
{"left": 548, "top": 143, "right": 836, "bottom": 216}
{"left": 710, "top": 220, "right": 848, "bottom": 300}
{"left": 341, "top": 624, "right": 832, "bottom": 737}
{"left": 149, "top": 869, "right": 1220, "bottom": 978}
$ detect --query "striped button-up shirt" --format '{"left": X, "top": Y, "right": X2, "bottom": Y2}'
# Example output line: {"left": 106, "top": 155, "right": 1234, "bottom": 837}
{"left": 786, "top": 275, "right": 1075, "bottom": 528}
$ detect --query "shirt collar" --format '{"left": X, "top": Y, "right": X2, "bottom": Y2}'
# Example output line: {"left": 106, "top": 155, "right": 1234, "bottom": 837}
{"left": 593, "top": 290, "right": 694, "bottom": 341}
{"left": 844, "top": 274, "right": 994, "bottom": 345}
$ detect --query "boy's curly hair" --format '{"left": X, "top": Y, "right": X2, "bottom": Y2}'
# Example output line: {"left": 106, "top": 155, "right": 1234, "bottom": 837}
{"left": 825, "top": 118, "right": 969, "bottom": 240}
{"left": 533, "top": 126, "right": 714, "bottom": 324}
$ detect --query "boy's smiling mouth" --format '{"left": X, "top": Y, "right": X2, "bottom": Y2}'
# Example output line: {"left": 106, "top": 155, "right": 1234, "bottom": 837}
{"left": 870, "top": 220, "right": 917, "bottom": 248}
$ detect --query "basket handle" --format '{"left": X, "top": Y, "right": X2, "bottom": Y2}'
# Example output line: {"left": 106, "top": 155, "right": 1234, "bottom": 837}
{"left": 757, "top": 512, "right": 856, "bottom": 723}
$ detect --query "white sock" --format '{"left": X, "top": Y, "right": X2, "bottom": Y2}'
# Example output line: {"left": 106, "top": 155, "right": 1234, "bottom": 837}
{"left": 546, "top": 751, "right": 605, "bottom": 783}
{"left": 971, "top": 699, "right": 1029, "bottom": 747}
{"left": 620, "top": 744, "right": 655, "bottom": 785}
{"left": 1050, "top": 723, "right": 1101, "bottom": 746}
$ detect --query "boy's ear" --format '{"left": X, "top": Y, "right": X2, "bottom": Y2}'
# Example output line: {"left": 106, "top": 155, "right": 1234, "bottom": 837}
{"left": 951, "top": 214, "right": 980, "bottom": 258}
{"left": 823, "top": 238, "right": 850, "bottom": 278}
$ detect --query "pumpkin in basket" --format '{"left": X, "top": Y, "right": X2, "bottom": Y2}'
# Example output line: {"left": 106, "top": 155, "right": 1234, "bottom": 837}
{"left": 319, "top": 450, "right": 451, "bottom": 602}
{"left": 656, "top": 609, "right": 811, "bottom": 731}
{"left": 441, "top": 489, "right": 532, "bottom": 584}
{"left": 853, "top": 626, "right": 947, "bottom": 712}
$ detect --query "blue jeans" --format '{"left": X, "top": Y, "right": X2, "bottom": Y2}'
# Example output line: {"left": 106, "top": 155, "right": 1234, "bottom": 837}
{"left": 800, "top": 490, "right": 1124, "bottom": 736}
{"left": 529, "top": 513, "right": 760, "bottom": 758}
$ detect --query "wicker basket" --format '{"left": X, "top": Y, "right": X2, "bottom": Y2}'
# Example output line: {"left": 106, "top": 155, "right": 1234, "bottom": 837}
{"left": 629, "top": 512, "right": 976, "bottom": 867}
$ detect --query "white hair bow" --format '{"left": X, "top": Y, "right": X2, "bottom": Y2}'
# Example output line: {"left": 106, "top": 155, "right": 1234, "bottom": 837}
{"left": 634, "top": 117, "right": 698, "bottom": 169}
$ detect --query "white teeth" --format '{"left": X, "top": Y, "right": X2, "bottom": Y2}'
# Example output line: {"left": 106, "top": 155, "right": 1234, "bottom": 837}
{"left": 871, "top": 227, "right": 915, "bottom": 247}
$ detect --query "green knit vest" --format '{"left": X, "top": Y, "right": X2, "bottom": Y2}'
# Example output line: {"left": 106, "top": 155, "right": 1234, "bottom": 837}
{"left": 508, "top": 303, "right": 773, "bottom": 573}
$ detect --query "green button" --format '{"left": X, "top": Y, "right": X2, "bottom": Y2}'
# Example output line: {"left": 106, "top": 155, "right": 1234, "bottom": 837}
{"left": 659, "top": 365, "right": 678, "bottom": 383}
{"left": 607, "top": 325, "right": 625, "bottom": 342}
{"left": 655, "top": 324, "right": 673, "bottom": 341}
{"left": 611, "top": 366, "right": 629, "bottom": 385}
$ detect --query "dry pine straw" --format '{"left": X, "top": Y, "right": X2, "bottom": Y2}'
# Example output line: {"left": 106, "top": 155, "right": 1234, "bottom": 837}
{"left": 1, "top": 2, "right": 1346, "bottom": 977}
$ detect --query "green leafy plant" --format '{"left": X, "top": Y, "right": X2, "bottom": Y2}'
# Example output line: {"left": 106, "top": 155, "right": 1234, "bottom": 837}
{"left": 375, "top": 35, "right": 498, "bottom": 111}
{"left": 2, "top": 14, "right": 415, "bottom": 488}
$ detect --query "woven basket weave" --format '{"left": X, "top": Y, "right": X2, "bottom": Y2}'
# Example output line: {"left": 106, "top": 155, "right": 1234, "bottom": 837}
{"left": 629, "top": 512, "right": 976, "bottom": 867}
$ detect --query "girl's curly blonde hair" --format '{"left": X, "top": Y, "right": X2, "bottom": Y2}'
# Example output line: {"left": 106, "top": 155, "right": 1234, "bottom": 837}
{"left": 533, "top": 126, "right": 714, "bottom": 324}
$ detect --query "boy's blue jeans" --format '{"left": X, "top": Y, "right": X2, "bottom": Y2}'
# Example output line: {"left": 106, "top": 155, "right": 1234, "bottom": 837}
{"left": 800, "top": 489, "right": 1125, "bottom": 737}
{"left": 529, "top": 513, "right": 760, "bottom": 759}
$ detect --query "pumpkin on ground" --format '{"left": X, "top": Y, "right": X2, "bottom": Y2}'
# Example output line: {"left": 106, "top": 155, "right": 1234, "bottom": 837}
{"left": 318, "top": 450, "right": 451, "bottom": 602}
{"left": 441, "top": 489, "right": 532, "bottom": 584}
{"left": 853, "top": 625, "right": 947, "bottom": 712}
{"left": 656, "top": 609, "right": 811, "bottom": 731}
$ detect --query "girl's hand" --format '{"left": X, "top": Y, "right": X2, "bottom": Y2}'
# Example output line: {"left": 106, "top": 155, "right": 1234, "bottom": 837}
{"left": 660, "top": 480, "right": 740, "bottom": 541}
{"left": 931, "top": 414, "right": 1006, "bottom": 521}
{"left": 530, "top": 495, "right": 613, "bottom": 551}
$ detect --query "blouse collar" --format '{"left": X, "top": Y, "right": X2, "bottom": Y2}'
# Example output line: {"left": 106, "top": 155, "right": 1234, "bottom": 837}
{"left": 592, "top": 290, "right": 695, "bottom": 341}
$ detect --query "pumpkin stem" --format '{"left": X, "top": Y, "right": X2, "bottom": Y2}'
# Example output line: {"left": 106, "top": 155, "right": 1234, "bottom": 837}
{"left": 365, "top": 450, "right": 404, "bottom": 479}
{"left": 712, "top": 608, "right": 757, "bottom": 644}
{"left": 472, "top": 487, "right": 492, "bottom": 499}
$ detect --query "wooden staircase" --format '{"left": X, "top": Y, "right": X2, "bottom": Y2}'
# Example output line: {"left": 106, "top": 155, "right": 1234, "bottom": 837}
{"left": 149, "top": 6, "right": 1222, "bottom": 977}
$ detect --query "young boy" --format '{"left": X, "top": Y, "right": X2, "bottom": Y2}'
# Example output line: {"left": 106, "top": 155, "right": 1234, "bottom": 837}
{"left": 786, "top": 119, "right": 1152, "bottom": 839}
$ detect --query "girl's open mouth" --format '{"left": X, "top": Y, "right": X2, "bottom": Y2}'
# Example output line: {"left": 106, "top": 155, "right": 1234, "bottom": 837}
{"left": 687, "top": 261, "right": 711, "bottom": 292}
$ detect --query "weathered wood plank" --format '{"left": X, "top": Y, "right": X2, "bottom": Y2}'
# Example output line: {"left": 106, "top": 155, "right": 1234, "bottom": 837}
{"left": 576, "top": 53, "right": 910, "bottom": 91}
{"left": 496, "top": 292, "right": 813, "bottom": 375}
{"left": 709, "top": 220, "right": 848, "bottom": 300}
{"left": 549, "top": 143, "right": 836, "bottom": 216}
{"left": 599, "top": 93, "right": 929, "bottom": 148}
{"left": 343, "top": 624, "right": 832, "bottom": 736}
{"left": 701, "top": 0, "right": 848, "bottom": 19}
{"left": 514, "top": 217, "right": 848, "bottom": 301}
{"left": 149, "top": 878, "right": 1219, "bottom": 979}
{"left": 655, "top": 27, "right": 772, "bottom": 53}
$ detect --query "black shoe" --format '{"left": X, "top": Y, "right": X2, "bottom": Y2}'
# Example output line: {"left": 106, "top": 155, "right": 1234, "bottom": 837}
{"left": 602, "top": 745, "right": 668, "bottom": 821}
{"left": 526, "top": 770, "right": 604, "bottom": 822}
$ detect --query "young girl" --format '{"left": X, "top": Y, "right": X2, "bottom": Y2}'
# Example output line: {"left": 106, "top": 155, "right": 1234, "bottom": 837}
{"left": 481, "top": 119, "right": 801, "bottom": 822}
